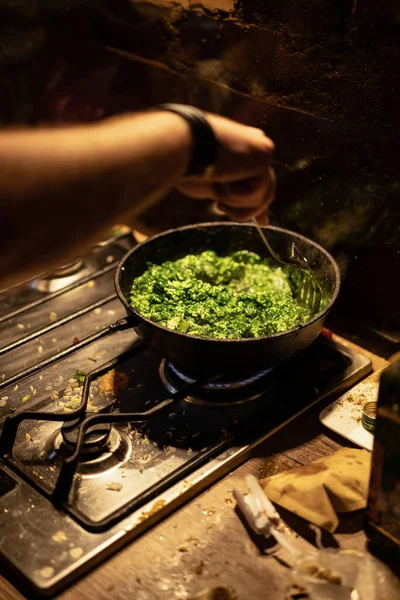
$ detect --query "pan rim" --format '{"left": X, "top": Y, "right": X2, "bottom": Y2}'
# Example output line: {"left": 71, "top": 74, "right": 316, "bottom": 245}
{"left": 115, "top": 222, "right": 341, "bottom": 344}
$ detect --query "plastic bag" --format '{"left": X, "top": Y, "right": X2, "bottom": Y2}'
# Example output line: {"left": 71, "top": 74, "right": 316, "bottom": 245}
{"left": 288, "top": 549, "right": 400, "bottom": 600}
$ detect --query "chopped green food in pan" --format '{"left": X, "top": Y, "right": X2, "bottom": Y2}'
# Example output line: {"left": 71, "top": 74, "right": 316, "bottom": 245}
{"left": 130, "top": 250, "right": 320, "bottom": 339}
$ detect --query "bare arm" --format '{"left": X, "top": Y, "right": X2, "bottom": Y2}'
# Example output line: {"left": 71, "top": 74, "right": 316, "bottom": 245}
{"left": 0, "top": 110, "right": 275, "bottom": 287}
{"left": 0, "top": 111, "right": 192, "bottom": 287}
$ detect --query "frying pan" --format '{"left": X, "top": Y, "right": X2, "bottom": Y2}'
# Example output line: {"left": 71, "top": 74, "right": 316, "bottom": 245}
{"left": 115, "top": 223, "right": 340, "bottom": 376}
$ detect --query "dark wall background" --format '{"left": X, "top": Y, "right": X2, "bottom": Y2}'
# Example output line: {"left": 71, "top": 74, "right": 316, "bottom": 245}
{"left": 1, "top": 0, "right": 399, "bottom": 329}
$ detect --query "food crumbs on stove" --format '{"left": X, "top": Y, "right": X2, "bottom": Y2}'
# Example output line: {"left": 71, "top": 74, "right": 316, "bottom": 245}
{"left": 25, "top": 433, "right": 31, "bottom": 441}
{"left": 73, "top": 369, "right": 87, "bottom": 385}
{"left": 39, "top": 567, "right": 55, "bottom": 579}
{"left": 69, "top": 547, "right": 84, "bottom": 559}
{"left": 17, "top": 323, "right": 25, "bottom": 329}
{"left": 178, "top": 546, "right": 188, "bottom": 553}
{"left": 72, "top": 336, "right": 80, "bottom": 344}
{"left": 0, "top": 399, "right": 7, "bottom": 407}
{"left": 50, "top": 312, "right": 57, "bottom": 321}
{"left": 106, "top": 482, "right": 123, "bottom": 492}
{"left": 87, "top": 356, "right": 97, "bottom": 362}
{"left": 52, "top": 531, "right": 67, "bottom": 543}
{"left": 51, "top": 338, "right": 57, "bottom": 343}
{"left": 136, "top": 499, "right": 167, "bottom": 523}
{"left": 87, "top": 280, "right": 95, "bottom": 288}
{"left": 21, "top": 394, "right": 31, "bottom": 403}
{"left": 38, "top": 345, "right": 43, "bottom": 354}
{"left": 93, "top": 307, "right": 102, "bottom": 315}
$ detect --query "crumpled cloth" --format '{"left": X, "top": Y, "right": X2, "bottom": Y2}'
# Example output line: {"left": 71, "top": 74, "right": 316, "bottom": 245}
{"left": 261, "top": 448, "right": 371, "bottom": 532}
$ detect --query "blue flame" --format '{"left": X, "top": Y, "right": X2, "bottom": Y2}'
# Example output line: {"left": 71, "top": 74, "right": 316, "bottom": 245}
{"left": 167, "top": 363, "right": 274, "bottom": 390}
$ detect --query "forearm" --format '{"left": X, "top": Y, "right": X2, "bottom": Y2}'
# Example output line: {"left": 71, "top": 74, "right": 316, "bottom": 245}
{"left": 0, "top": 111, "right": 190, "bottom": 286}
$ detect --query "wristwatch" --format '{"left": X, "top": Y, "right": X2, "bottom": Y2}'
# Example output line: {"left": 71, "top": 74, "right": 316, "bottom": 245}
{"left": 158, "top": 103, "right": 218, "bottom": 177}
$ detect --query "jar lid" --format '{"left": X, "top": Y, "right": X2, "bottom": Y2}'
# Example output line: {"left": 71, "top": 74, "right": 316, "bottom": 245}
{"left": 362, "top": 401, "right": 377, "bottom": 433}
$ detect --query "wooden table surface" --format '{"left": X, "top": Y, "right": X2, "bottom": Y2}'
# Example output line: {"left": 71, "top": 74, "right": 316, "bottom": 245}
{"left": 0, "top": 339, "right": 392, "bottom": 600}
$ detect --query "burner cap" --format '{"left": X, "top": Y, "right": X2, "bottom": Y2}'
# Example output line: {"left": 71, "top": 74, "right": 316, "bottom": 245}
{"left": 30, "top": 258, "right": 89, "bottom": 293}
{"left": 61, "top": 419, "right": 112, "bottom": 456}
{"left": 51, "top": 258, "right": 84, "bottom": 278}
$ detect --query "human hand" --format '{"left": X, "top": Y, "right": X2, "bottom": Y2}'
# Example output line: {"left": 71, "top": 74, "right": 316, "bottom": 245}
{"left": 177, "top": 113, "right": 275, "bottom": 225}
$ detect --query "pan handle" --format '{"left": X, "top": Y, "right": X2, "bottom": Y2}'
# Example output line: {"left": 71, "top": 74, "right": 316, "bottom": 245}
{"left": 109, "top": 315, "right": 140, "bottom": 331}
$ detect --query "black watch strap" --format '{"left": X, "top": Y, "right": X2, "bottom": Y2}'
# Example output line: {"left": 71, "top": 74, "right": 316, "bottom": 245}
{"left": 158, "top": 103, "right": 218, "bottom": 176}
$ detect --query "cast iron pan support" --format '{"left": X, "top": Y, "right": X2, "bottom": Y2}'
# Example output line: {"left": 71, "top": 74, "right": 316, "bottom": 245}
{"left": 0, "top": 317, "right": 221, "bottom": 510}
{"left": 0, "top": 318, "right": 135, "bottom": 454}
{"left": 52, "top": 369, "right": 220, "bottom": 507}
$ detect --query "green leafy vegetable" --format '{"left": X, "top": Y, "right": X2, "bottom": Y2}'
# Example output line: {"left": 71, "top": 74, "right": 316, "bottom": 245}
{"left": 21, "top": 394, "right": 31, "bottom": 403}
{"left": 74, "top": 369, "right": 87, "bottom": 384}
{"left": 130, "top": 250, "right": 324, "bottom": 340}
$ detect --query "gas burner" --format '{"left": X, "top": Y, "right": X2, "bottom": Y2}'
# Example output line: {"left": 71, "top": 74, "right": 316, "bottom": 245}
{"left": 60, "top": 418, "right": 112, "bottom": 457}
{"left": 167, "top": 361, "right": 274, "bottom": 390}
{"left": 159, "top": 359, "right": 276, "bottom": 406}
{"left": 31, "top": 258, "right": 90, "bottom": 293}
{"left": 54, "top": 423, "right": 132, "bottom": 477}
{"left": 52, "top": 258, "right": 85, "bottom": 277}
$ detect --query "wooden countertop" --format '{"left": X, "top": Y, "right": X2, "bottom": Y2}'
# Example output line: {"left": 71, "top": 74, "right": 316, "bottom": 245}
{"left": 0, "top": 338, "right": 391, "bottom": 600}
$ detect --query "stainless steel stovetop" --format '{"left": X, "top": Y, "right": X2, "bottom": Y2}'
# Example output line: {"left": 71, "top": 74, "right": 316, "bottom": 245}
{"left": 0, "top": 233, "right": 372, "bottom": 597}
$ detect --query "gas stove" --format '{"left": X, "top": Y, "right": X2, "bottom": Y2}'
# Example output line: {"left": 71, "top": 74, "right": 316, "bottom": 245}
{"left": 0, "top": 233, "right": 372, "bottom": 597}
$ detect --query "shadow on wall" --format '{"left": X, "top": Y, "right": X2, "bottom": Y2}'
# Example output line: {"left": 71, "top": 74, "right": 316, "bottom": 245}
{"left": 0, "top": 0, "right": 399, "bottom": 328}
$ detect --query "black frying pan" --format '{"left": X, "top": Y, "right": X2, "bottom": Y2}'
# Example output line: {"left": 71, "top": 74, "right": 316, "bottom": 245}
{"left": 115, "top": 223, "right": 340, "bottom": 376}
